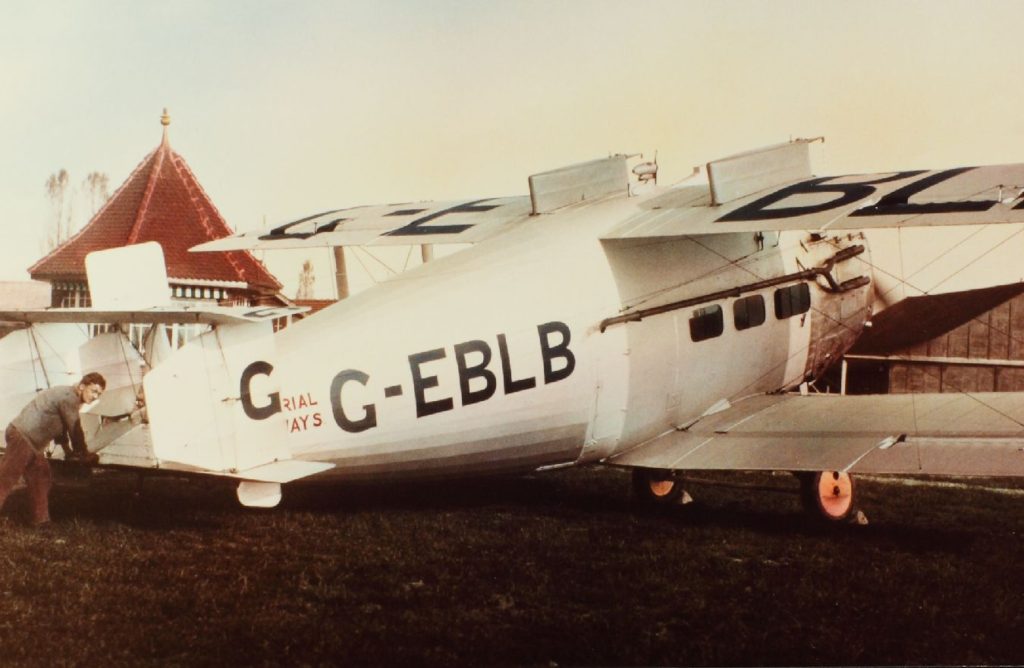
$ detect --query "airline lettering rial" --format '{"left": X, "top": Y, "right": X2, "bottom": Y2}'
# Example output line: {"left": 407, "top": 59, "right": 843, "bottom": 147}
{"left": 239, "top": 321, "right": 576, "bottom": 433}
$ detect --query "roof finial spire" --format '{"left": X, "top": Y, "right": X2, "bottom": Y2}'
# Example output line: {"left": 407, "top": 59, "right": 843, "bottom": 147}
{"left": 160, "top": 108, "right": 171, "bottom": 145}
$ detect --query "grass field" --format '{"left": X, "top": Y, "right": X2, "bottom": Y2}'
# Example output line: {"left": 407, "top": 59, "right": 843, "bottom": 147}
{"left": 1, "top": 466, "right": 1022, "bottom": 666}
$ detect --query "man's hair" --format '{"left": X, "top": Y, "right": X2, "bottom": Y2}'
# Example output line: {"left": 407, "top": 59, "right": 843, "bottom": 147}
{"left": 79, "top": 372, "right": 106, "bottom": 389}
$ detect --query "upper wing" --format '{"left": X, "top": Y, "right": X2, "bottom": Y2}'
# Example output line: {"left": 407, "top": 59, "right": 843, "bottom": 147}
{"left": 604, "top": 164, "right": 1024, "bottom": 239}
{"left": 607, "top": 393, "right": 1024, "bottom": 477}
{"left": 196, "top": 154, "right": 631, "bottom": 253}
{"left": 194, "top": 196, "right": 533, "bottom": 252}
{"left": 194, "top": 143, "right": 1024, "bottom": 253}
{"left": 604, "top": 139, "right": 1024, "bottom": 238}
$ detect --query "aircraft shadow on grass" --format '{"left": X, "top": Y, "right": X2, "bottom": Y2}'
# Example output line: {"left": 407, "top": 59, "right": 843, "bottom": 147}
{"left": 30, "top": 468, "right": 983, "bottom": 552}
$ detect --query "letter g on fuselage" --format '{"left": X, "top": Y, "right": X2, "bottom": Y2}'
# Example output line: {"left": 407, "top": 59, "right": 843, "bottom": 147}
{"left": 240, "top": 360, "right": 281, "bottom": 420}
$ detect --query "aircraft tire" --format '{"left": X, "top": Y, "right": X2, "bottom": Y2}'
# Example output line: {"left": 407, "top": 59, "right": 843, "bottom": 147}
{"left": 798, "top": 470, "right": 856, "bottom": 522}
{"left": 632, "top": 468, "right": 684, "bottom": 506}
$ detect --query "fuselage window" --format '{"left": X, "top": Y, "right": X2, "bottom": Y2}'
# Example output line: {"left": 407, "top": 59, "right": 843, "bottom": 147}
{"left": 774, "top": 283, "right": 811, "bottom": 319}
{"left": 689, "top": 304, "right": 724, "bottom": 342}
{"left": 733, "top": 294, "right": 766, "bottom": 330}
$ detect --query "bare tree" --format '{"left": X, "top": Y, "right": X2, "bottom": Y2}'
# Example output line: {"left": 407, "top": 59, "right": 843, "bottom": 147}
{"left": 43, "top": 169, "right": 111, "bottom": 252}
{"left": 44, "top": 169, "right": 73, "bottom": 251}
{"left": 296, "top": 259, "right": 316, "bottom": 300}
{"left": 82, "top": 171, "right": 110, "bottom": 216}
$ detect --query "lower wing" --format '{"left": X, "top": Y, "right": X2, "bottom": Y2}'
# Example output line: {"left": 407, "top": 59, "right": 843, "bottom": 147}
{"left": 606, "top": 392, "right": 1024, "bottom": 477}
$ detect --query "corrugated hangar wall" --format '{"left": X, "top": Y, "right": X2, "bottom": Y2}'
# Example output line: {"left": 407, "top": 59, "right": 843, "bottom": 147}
{"left": 887, "top": 292, "right": 1024, "bottom": 393}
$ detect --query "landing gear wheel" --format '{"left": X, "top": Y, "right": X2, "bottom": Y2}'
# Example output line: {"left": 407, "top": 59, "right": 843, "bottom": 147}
{"left": 632, "top": 468, "right": 684, "bottom": 506}
{"left": 799, "top": 470, "right": 856, "bottom": 522}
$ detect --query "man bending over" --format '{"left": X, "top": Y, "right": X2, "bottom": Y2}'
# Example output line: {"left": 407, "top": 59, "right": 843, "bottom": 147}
{"left": 0, "top": 373, "right": 106, "bottom": 526}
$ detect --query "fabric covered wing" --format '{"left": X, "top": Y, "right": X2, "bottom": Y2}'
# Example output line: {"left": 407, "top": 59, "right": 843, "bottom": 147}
{"left": 0, "top": 305, "right": 307, "bottom": 326}
{"left": 605, "top": 164, "right": 1024, "bottom": 238}
{"left": 607, "top": 393, "right": 1024, "bottom": 477}
{"left": 194, "top": 196, "right": 532, "bottom": 252}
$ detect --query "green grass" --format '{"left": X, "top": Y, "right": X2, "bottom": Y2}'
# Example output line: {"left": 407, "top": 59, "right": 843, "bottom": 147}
{"left": 1, "top": 467, "right": 1022, "bottom": 666}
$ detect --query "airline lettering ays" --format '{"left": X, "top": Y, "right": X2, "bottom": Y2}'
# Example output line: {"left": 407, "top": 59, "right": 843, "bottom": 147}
{"left": 239, "top": 321, "right": 576, "bottom": 433}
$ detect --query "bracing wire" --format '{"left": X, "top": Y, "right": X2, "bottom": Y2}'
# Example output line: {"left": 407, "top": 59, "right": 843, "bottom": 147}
{"left": 27, "top": 326, "right": 43, "bottom": 391}
{"left": 356, "top": 246, "right": 400, "bottom": 276}
{"left": 651, "top": 220, "right": 1024, "bottom": 432}
{"left": 351, "top": 249, "right": 379, "bottom": 286}
{"left": 401, "top": 245, "right": 414, "bottom": 273}
{"left": 623, "top": 179, "right": 1023, "bottom": 313}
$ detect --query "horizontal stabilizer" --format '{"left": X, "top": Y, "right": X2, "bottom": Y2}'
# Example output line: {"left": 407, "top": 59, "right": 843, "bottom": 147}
{"left": 91, "top": 425, "right": 333, "bottom": 483}
{"left": 92, "top": 423, "right": 151, "bottom": 465}
{"left": 230, "top": 459, "right": 335, "bottom": 483}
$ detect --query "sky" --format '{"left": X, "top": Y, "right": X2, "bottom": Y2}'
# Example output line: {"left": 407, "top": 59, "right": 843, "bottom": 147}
{"left": 2, "top": 0, "right": 1024, "bottom": 297}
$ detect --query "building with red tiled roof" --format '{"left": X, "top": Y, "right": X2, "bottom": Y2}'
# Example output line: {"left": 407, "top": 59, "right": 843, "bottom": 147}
{"left": 30, "top": 111, "right": 284, "bottom": 310}
{"left": 292, "top": 298, "right": 337, "bottom": 320}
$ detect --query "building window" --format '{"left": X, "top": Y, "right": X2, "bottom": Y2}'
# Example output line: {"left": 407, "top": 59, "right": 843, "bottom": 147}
{"left": 774, "top": 283, "right": 811, "bottom": 319}
{"left": 689, "top": 304, "right": 724, "bottom": 342}
{"left": 733, "top": 295, "right": 766, "bottom": 331}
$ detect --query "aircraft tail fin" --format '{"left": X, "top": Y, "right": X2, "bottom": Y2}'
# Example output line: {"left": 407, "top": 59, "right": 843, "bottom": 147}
{"left": 86, "top": 241, "right": 171, "bottom": 309}
{"left": 135, "top": 320, "right": 330, "bottom": 505}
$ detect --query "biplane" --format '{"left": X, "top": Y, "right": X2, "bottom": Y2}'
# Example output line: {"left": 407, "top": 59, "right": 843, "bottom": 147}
{"left": 4, "top": 138, "right": 1024, "bottom": 520}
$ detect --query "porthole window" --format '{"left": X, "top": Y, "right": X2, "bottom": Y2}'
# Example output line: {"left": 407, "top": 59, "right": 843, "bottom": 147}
{"left": 689, "top": 304, "right": 724, "bottom": 342}
{"left": 774, "top": 283, "right": 811, "bottom": 319}
{"left": 733, "top": 294, "right": 766, "bottom": 330}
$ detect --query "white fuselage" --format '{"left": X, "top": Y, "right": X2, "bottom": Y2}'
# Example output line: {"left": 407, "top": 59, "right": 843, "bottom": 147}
{"left": 247, "top": 191, "right": 872, "bottom": 480}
